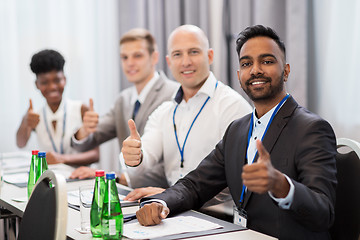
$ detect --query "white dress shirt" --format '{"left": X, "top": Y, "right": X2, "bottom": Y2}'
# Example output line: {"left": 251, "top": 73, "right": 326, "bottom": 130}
{"left": 35, "top": 99, "right": 82, "bottom": 154}
{"left": 247, "top": 95, "right": 294, "bottom": 209}
{"left": 125, "top": 72, "right": 252, "bottom": 187}
{"left": 130, "top": 71, "right": 160, "bottom": 105}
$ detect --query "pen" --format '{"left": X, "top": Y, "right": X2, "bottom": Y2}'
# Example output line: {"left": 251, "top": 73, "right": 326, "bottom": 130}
{"left": 124, "top": 213, "right": 137, "bottom": 223}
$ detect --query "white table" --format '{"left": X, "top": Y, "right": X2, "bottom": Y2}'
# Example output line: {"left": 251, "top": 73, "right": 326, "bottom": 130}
{"left": 0, "top": 161, "right": 277, "bottom": 240}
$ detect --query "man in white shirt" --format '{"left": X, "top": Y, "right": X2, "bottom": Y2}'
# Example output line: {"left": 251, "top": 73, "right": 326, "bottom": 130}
{"left": 70, "top": 28, "right": 178, "bottom": 187}
{"left": 122, "top": 25, "right": 252, "bottom": 201}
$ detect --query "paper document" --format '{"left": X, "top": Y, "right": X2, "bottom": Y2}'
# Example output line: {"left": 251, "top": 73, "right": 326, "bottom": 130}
{"left": 3, "top": 172, "right": 28, "bottom": 184}
{"left": 1, "top": 158, "right": 29, "bottom": 171}
{"left": 2, "top": 164, "right": 84, "bottom": 188}
{"left": 123, "top": 216, "right": 223, "bottom": 239}
{"left": 67, "top": 190, "right": 138, "bottom": 210}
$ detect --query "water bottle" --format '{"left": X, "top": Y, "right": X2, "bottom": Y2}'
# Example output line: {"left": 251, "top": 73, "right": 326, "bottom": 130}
{"left": 27, "top": 150, "right": 39, "bottom": 199}
{"left": 90, "top": 170, "right": 106, "bottom": 237}
{"left": 101, "top": 172, "right": 123, "bottom": 239}
{"left": 36, "top": 152, "right": 48, "bottom": 181}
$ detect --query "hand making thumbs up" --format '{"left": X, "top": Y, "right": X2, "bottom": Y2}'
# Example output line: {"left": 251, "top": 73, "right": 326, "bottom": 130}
{"left": 75, "top": 98, "right": 99, "bottom": 140}
{"left": 81, "top": 98, "right": 99, "bottom": 135}
{"left": 122, "top": 119, "right": 142, "bottom": 167}
{"left": 242, "top": 139, "right": 289, "bottom": 198}
{"left": 16, "top": 99, "right": 40, "bottom": 148}
{"left": 25, "top": 99, "right": 40, "bottom": 130}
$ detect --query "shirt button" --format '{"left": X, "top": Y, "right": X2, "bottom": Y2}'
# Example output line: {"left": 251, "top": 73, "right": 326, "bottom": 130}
{"left": 254, "top": 136, "right": 257, "bottom": 140}
{"left": 258, "top": 120, "right": 261, "bottom": 124}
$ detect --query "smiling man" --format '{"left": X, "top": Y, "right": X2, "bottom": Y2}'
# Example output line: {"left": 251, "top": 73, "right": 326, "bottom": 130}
{"left": 134, "top": 25, "right": 337, "bottom": 240}
{"left": 121, "top": 24, "right": 251, "bottom": 202}
{"left": 70, "top": 28, "right": 178, "bottom": 186}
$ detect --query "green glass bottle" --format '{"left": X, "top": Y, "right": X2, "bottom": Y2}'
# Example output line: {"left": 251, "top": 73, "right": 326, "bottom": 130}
{"left": 90, "top": 170, "right": 106, "bottom": 237}
{"left": 27, "top": 150, "right": 39, "bottom": 199}
{"left": 36, "top": 152, "right": 48, "bottom": 181}
{"left": 101, "top": 172, "right": 123, "bottom": 239}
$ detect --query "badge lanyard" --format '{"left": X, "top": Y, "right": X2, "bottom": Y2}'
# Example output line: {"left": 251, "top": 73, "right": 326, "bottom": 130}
{"left": 173, "top": 81, "right": 218, "bottom": 168}
{"left": 239, "top": 94, "right": 290, "bottom": 204}
{"left": 43, "top": 103, "right": 67, "bottom": 154}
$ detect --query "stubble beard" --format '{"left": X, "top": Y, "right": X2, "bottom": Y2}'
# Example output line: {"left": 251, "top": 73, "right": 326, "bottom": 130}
{"left": 242, "top": 72, "right": 285, "bottom": 102}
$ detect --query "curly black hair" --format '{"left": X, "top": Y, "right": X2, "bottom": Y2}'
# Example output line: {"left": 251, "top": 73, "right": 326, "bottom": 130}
{"left": 30, "top": 49, "right": 65, "bottom": 75}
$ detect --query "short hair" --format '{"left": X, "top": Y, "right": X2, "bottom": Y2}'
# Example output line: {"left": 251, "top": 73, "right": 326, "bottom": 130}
{"left": 30, "top": 49, "right": 65, "bottom": 75}
{"left": 167, "top": 24, "right": 210, "bottom": 51}
{"left": 120, "top": 28, "right": 156, "bottom": 54}
{"left": 236, "top": 25, "right": 286, "bottom": 60}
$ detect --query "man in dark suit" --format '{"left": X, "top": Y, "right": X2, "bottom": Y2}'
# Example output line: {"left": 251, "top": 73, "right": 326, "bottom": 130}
{"left": 70, "top": 28, "right": 178, "bottom": 187}
{"left": 134, "top": 25, "right": 337, "bottom": 240}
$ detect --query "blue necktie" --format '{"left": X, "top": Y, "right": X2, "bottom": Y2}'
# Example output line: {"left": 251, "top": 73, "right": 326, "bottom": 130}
{"left": 132, "top": 100, "right": 141, "bottom": 119}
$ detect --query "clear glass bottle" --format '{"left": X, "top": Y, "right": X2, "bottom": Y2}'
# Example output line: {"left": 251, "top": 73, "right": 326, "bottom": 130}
{"left": 90, "top": 170, "right": 106, "bottom": 237}
{"left": 101, "top": 172, "right": 123, "bottom": 239}
{"left": 27, "top": 150, "right": 39, "bottom": 199}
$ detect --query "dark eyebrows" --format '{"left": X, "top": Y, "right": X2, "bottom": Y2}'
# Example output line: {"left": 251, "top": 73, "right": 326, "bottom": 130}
{"left": 239, "top": 53, "right": 277, "bottom": 62}
{"left": 239, "top": 56, "right": 251, "bottom": 62}
{"left": 259, "top": 53, "right": 277, "bottom": 59}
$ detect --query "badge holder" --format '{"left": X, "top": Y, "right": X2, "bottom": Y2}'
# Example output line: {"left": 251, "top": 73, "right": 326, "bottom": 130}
{"left": 233, "top": 205, "right": 247, "bottom": 228}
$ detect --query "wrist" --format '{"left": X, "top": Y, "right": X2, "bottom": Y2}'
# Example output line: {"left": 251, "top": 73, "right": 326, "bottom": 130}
{"left": 131, "top": 150, "right": 143, "bottom": 167}
{"left": 271, "top": 171, "right": 290, "bottom": 198}
{"left": 75, "top": 127, "right": 89, "bottom": 140}
{"left": 60, "top": 155, "right": 69, "bottom": 164}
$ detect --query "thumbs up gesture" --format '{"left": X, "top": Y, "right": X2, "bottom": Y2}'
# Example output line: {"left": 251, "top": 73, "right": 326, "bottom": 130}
{"left": 82, "top": 98, "right": 99, "bottom": 135}
{"left": 242, "top": 140, "right": 289, "bottom": 198}
{"left": 122, "top": 119, "right": 142, "bottom": 166}
{"left": 25, "top": 99, "right": 40, "bottom": 130}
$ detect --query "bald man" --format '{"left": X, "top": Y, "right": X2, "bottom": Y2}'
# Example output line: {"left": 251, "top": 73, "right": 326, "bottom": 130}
{"left": 121, "top": 25, "right": 252, "bottom": 202}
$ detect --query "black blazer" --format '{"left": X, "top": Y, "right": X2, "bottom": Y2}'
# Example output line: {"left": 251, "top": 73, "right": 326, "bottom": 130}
{"left": 143, "top": 96, "right": 337, "bottom": 240}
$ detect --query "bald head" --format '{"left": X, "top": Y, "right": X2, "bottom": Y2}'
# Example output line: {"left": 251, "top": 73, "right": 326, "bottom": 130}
{"left": 167, "top": 25, "right": 209, "bottom": 53}
{"left": 165, "top": 24, "right": 214, "bottom": 101}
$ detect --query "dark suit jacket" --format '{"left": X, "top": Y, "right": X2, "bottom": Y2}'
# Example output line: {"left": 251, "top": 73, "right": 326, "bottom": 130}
{"left": 143, "top": 96, "right": 337, "bottom": 240}
{"left": 72, "top": 72, "right": 179, "bottom": 187}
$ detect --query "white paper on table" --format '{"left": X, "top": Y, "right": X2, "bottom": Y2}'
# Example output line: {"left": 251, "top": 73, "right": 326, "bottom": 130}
{"left": 1, "top": 155, "right": 30, "bottom": 170}
{"left": 67, "top": 190, "right": 132, "bottom": 207}
{"left": 49, "top": 164, "right": 74, "bottom": 179}
{"left": 123, "top": 216, "right": 223, "bottom": 239}
{"left": 3, "top": 172, "right": 28, "bottom": 184}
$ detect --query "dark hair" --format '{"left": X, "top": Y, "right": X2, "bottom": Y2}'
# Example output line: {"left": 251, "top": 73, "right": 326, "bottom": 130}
{"left": 236, "top": 25, "right": 286, "bottom": 59}
{"left": 120, "top": 28, "right": 156, "bottom": 54}
{"left": 30, "top": 49, "right": 65, "bottom": 75}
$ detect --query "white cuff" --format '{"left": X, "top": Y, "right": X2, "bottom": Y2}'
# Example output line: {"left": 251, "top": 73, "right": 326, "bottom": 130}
{"left": 71, "top": 134, "right": 89, "bottom": 144}
{"left": 119, "top": 152, "right": 131, "bottom": 186}
{"left": 268, "top": 174, "right": 294, "bottom": 210}
{"left": 140, "top": 199, "right": 167, "bottom": 208}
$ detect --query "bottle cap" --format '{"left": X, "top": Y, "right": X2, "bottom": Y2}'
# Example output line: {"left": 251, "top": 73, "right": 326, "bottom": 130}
{"left": 95, "top": 170, "right": 105, "bottom": 177}
{"left": 106, "top": 172, "right": 116, "bottom": 180}
{"left": 38, "top": 152, "right": 46, "bottom": 157}
{"left": 32, "top": 150, "right": 39, "bottom": 155}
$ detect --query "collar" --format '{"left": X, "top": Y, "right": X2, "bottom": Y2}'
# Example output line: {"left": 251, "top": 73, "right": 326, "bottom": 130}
{"left": 131, "top": 71, "right": 159, "bottom": 105}
{"left": 45, "top": 98, "right": 65, "bottom": 122}
{"left": 252, "top": 104, "right": 276, "bottom": 129}
{"left": 173, "top": 71, "right": 217, "bottom": 104}
{"left": 252, "top": 94, "right": 290, "bottom": 129}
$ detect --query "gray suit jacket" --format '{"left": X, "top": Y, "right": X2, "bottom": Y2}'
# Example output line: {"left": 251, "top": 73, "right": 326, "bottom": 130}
{"left": 72, "top": 72, "right": 179, "bottom": 187}
{"left": 143, "top": 96, "right": 337, "bottom": 240}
